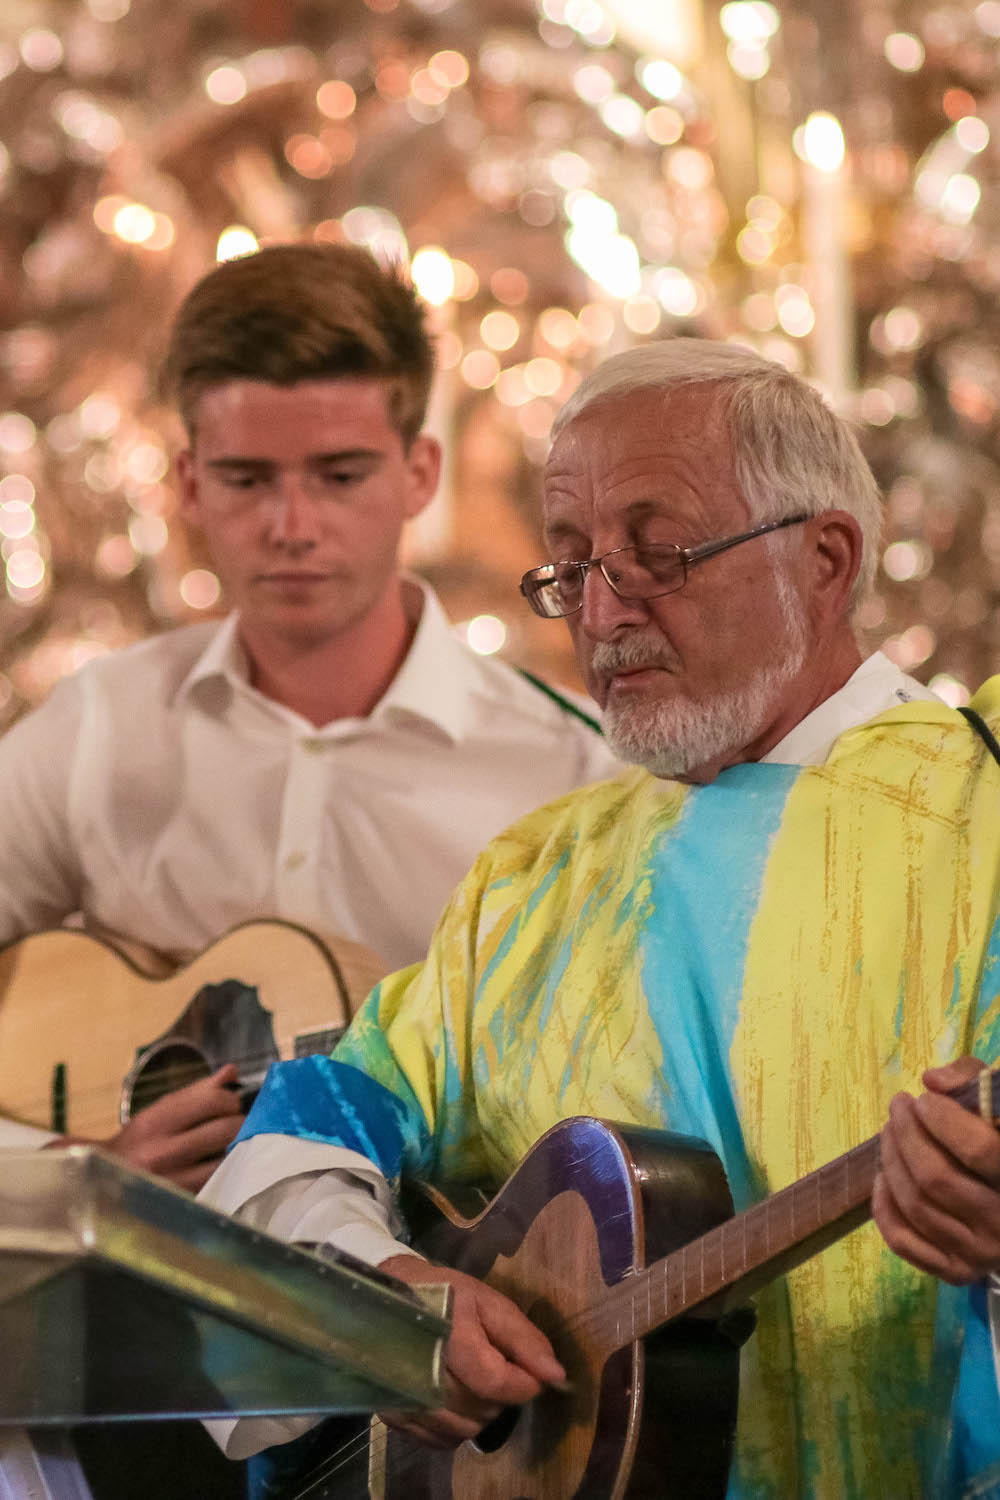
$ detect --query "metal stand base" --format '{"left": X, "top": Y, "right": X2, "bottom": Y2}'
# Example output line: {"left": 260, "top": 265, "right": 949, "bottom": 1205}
{"left": 0, "top": 1429, "right": 94, "bottom": 1500}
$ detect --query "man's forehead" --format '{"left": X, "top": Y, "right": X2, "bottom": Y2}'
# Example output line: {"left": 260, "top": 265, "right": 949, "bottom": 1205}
{"left": 195, "top": 374, "right": 392, "bottom": 417}
{"left": 543, "top": 383, "right": 735, "bottom": 520}
{"left": 190, "top": 375, "right": 399, "bottom": 455}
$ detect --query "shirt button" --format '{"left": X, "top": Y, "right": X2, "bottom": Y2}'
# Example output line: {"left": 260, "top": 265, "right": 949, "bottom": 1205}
{"left": 284, "top": 852, "right": 307, "bottom": 871}
{"left": 302, "top": 739, "right": 328, "bottom": 754}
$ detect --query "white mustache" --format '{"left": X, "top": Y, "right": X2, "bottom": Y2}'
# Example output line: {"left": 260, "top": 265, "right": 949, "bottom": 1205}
{"left": 591, "top": 634, "right": 679, "bottom": 677}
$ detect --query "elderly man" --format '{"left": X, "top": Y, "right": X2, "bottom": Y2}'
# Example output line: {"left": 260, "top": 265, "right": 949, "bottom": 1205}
{"left": 203, "top": 340, "right": 1000, "bottom": 1498}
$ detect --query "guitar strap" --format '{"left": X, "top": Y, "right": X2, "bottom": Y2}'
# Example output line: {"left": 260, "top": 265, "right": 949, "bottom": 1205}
{"left": 958, "top": 705, "right": 1000, "bottom": 768}
{"left": 517, "top": 669, "right": 603, "bottom": 734}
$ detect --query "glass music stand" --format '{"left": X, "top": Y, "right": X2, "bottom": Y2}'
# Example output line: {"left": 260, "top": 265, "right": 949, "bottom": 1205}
{"left": 0, "top": 1147, "right": 450, "bottom": 1499}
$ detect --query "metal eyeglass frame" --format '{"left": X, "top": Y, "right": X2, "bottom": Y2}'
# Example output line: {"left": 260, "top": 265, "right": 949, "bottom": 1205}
{"left": 520, "top": 512, "right": 810, "bottom": 619}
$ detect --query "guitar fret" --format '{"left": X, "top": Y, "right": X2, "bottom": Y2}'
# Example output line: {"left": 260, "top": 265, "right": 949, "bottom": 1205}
{"left": 667, "top": 1255, "right": 681, "bottom": 1319}
{"left": 609, "top": 1118, "right": 907, "bottom": 1353}
{"left": 685, "top": 1238, "right": 699, "bottom": 1306}
{"left": 818, "top": 1163, "right": 823, "bottom": 1226}
{"left": 459, "top": 1084, "right": 1000, "bottom": 1372}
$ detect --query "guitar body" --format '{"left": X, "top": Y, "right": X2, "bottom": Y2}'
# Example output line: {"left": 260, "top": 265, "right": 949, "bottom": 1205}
{"left": 0, "top": 920, "right": 387, "bottom": 1138}
{"left": 374, "top": 1117, "right": 742, "bottom": 1500}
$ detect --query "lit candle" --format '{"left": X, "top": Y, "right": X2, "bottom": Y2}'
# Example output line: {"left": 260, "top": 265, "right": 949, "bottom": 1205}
{"left": 407, "top": 246, "right": 455, "bottom": 563}
{"left": 799, "top": 111, "right": 855, "bottom": 411}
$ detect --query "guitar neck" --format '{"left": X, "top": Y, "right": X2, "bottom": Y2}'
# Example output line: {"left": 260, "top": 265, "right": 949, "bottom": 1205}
{"left": 601, "top": 1071, "right": 994, "bottom": 1353}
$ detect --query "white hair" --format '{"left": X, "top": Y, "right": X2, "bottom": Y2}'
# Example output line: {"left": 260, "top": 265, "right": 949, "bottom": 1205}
{"left": 552, "top": 339, "right": 882, "bottom": 603}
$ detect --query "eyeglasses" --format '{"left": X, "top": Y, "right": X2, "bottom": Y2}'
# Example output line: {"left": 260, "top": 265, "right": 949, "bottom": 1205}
{"left": 520, "top": 513, "right": 809, "bottom": 620}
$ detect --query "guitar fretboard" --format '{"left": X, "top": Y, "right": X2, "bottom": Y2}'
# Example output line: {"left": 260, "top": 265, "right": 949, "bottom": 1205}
{"left": 596, "top": 1069, "right": 995, "bottom": 1355}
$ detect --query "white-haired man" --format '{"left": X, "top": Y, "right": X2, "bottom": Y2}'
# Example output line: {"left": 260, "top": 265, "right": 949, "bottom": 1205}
{"left": 202, "top": 340, "right": 1000, "bottom": 1499}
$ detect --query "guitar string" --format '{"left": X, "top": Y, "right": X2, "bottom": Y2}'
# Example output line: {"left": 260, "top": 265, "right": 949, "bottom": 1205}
{"left": 284, "top": 1169, "right": 859, "bottom": 1499}
{"left": 285, "top": 1234, "right": 607, "bottom": 1498}
{"left": 205, "top": 1079, "right": 985, "bottom": 1500}
{"left": 287, "top": 1414, "right": 491, "bottom": 1500}
{"left": 293, "top": 1418, "right": 480, "bottom": 1500}
{"left": 279, "top": 1071, "right": 995, "bottom": 1499}
{"left": 284, "top": 1220, "right": 609, "bottom": 1500}
{"left": 283, "top": 1146, "right": 886, "bottom": 1500}
{"left": 287, "top": 1421, "right": 373, "bottom": 1498}
{"left": 289, "top": 1418, "right": 479, "bottom": 1500}
{"left": 19, "top": 1065, "right": 984, "bottom": 1496}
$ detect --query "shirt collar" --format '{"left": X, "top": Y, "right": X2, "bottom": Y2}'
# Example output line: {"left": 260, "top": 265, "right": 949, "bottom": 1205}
{"left": 368, "top": 577, "right": 476, "bottom": 743}
{"left": 176, "top": 612, "right": 249, "bottom": 703}
{"left": 175, "top": 578, "right": 478, "bottom": 743}
{"left": 762, "top": 650, "right": 942, "bottom": 767}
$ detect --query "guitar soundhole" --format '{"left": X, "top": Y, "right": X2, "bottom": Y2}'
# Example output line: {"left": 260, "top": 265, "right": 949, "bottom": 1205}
{"left": 126, "top": 1042, "right": 211, "bottom": 1118}
{"left": 471, "top": 1404, "right": 521, "bottom": 1454}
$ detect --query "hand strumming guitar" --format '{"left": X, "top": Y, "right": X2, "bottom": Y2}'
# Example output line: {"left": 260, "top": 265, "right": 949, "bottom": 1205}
{"left": 377, "top": 1254, "right": 568, "bottom": 1449}
{"left": 46, "top": 1064, "right": 244, "bottom": 1193}
{"left": 874, "top": 1055, "right": 1000, "bottom": 1284}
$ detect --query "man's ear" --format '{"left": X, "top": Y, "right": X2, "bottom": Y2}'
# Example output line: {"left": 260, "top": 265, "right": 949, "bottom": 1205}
{"left": 403, "top": 434, "right": 442, "bottom": 521}
{"left": 808, "top": 509, "right": 864, "bottom": 627}
{"left": 175, "top": 448, "right": 201, "bottom": 527}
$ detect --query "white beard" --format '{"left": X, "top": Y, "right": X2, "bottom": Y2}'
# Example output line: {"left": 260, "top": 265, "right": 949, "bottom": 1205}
{"left": 595, "top": 588, "right": 808, "bottom": 781}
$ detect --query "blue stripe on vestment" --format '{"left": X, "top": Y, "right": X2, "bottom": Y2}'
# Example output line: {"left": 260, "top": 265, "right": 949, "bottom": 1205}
{"left": 233, "top": 1056, "right": 430, "bottom": 1186}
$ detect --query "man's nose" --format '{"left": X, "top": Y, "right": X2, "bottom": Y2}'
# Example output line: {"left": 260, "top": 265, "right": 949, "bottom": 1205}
{"left": 267, "top": 479, "right": 321, "bottom": 547}
{"left": 579, "top": 564, "right": 649, "bottom": 640}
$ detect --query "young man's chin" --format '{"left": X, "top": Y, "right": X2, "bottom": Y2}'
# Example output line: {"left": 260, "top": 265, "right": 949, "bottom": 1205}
{"left": 241, "top": 596, "right": 347, "bottom": 640}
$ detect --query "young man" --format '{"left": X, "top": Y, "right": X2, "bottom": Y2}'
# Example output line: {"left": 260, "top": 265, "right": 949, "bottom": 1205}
{"left": 0, "top": 243, "right": 618, "bottom": 1182}
{"left": 0, "top": 244, "right": 619, "bottom": 1500}
{"left": 206, "top": 340, "right": 1000, "bottom": 1497}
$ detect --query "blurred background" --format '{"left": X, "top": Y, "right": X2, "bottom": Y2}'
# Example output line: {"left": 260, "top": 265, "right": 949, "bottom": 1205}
{"left": 0, "top": 0, "right": 998, "bottom": 720}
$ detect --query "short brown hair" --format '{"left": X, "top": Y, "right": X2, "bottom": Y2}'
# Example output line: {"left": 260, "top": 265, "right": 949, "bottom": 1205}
{"left": 163, "top": 243, "right": 435, "bottom": 444}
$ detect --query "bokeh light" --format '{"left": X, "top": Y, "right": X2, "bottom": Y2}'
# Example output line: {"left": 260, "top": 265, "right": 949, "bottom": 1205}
{"left": 464, "top": 615, "right": 507, "bottom": 655}
{"left": 217, "top": 226, "right": 259, "bottom": 261}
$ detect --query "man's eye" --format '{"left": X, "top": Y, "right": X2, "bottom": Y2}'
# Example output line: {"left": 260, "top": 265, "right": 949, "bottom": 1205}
{"left": 320, "top": 469, "right": 366, "bottom": 486}
{"left": 224, "top": 472, "right": 261, "bottom": 489}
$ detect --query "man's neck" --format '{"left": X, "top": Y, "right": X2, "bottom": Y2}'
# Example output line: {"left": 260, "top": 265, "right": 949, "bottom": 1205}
{"left": 747, "top": 633, "right": 864, "bottom": 761}
{"left": 237, "top": 581, "right": 418, "bottom": 728}
{"left": 680, "top": 630, "right": 864, "bottom": 785}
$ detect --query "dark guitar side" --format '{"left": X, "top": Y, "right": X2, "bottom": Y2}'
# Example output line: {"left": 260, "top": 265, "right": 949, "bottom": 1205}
{"left": 381, "top": 1117, "right": 744, "bottom": 1500}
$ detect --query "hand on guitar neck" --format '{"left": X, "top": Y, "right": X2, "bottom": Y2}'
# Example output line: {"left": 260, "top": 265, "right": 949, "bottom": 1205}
{"left": 377, "top": 1254, "right": 568, "bottom": 1449}
{"left": 375, "top": 1054, "right": 1000, "bottom": 1469}
{"left": 874, "top": 1055, "right": 1000, "bottom": 1285}
{"left": 45, "top": 1063, "right": 245, "bottom": 1193}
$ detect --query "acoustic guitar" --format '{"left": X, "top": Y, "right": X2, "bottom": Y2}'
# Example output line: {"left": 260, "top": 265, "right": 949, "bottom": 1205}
{"left": 0, "top": 920, "right": 388, "bottom": 1139}
{"left": 281, "top": 1070, "right": 999, "bottom": 1500}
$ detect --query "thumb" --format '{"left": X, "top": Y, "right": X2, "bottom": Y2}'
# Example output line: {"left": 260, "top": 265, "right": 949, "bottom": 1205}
{"left": 922, "top": 1056, "right": 987, "bottom": 1094}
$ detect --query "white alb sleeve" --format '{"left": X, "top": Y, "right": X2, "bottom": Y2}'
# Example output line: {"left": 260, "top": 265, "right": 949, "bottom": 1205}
{"left": 197, "top": 1134, "right": 424, "bottom": 1461}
